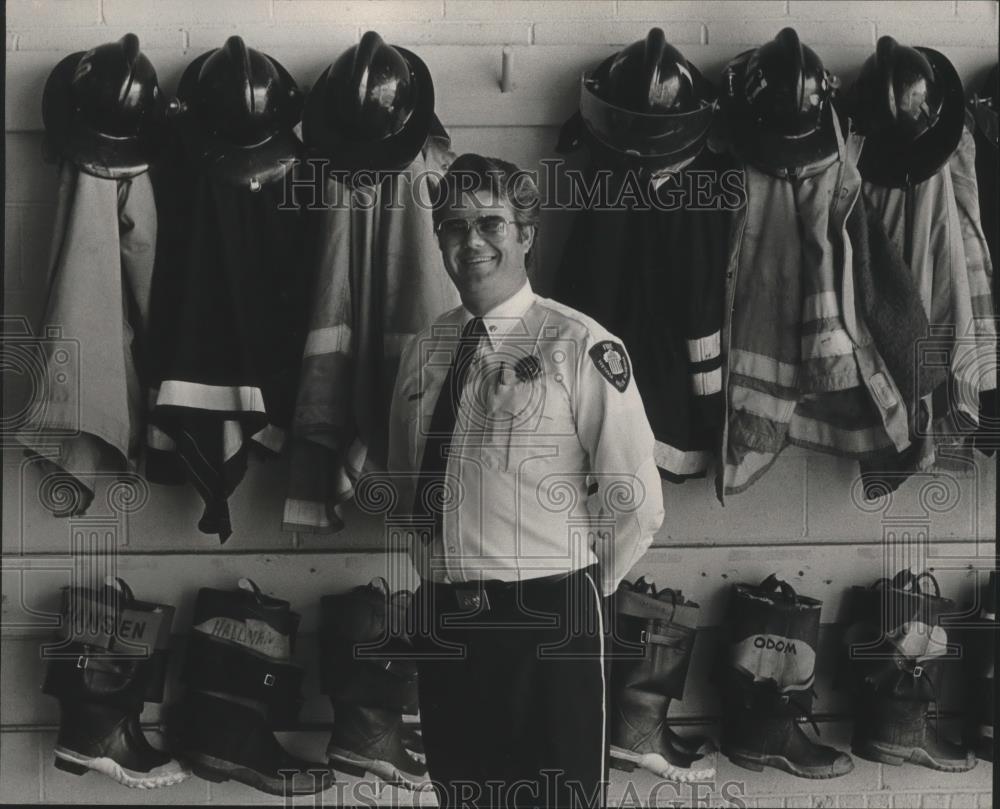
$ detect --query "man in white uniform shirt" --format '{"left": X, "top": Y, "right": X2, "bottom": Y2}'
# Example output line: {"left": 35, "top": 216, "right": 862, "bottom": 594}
{"left": 388, "top": 153, "right": 664, "bottom": 808}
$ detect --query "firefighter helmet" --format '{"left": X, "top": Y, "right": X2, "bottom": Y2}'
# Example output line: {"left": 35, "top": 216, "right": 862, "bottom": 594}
{"left": 574, "top": 28, "right": 716, "bottom": 169}
{"left": 721, "top": 28, "right": 838, "bottom": 172}
{"left": 848, "top": 37, "right": 965, "bottom": 186}
{"left": 303, "top": 31, "right": 446, "bottom": 173}
{"left": 170, "top": 36, "right": 303, "bottom": 188}
{"left": 42, "top": 33, "right": 165, "bottom": 179}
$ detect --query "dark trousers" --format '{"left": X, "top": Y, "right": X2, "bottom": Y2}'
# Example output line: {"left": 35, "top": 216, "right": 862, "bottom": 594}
{"left": 414, "top": 566, "right": 608, "bottom": 809}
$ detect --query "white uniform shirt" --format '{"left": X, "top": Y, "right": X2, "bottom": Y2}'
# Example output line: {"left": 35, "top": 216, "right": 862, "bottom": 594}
{"left": 388, "top": 281, "right": 664, "bottom": 595}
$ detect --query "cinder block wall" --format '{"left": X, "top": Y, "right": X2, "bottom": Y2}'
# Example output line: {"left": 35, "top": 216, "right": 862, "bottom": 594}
{"left": 3, "top": 2, "right": 997, "bottom": 806}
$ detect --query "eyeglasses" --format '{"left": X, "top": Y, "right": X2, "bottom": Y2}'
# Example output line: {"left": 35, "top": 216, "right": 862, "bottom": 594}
{"left": 435, "top": 215, "right": 518, "bottom": 239}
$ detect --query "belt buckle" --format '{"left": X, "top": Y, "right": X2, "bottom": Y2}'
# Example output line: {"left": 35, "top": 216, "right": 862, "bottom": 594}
{"left": 454, "top": 584, "right": 490, "bottom": 612}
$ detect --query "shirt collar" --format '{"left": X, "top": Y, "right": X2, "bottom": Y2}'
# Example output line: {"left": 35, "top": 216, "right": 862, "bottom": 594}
{"left": 461, "top": 280, "right": 536, "bottom": 350}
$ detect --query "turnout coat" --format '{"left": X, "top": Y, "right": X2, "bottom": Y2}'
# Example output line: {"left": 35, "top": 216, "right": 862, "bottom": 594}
{"left": 146, "top": 147, "right": 309, "bottom": 542}
{"left": 282, "top": 137, "right": 460, "bottom": 533}
{"left": 554, "top": 146, "right": 732, "bottom": 482}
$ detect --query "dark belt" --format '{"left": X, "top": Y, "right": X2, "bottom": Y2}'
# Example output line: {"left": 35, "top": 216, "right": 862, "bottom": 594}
{"left": 427, "top": 566, "right": 597, "bottom": 613}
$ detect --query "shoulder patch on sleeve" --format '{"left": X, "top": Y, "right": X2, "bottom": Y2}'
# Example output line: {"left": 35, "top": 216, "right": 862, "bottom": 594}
{"left": 589, "top": 341, "right": 631, "bottom": 392}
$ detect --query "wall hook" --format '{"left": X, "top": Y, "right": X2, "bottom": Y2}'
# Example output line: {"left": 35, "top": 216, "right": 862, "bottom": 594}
{"left": 500, "top": 46, "right": 514, "bottom": 93}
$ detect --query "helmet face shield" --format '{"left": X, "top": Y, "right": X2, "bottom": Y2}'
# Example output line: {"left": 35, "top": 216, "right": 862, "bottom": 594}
{"left": 580, "top": 75, "right": 715, "bottom": 157}
{"left": 574, "top": 28, "right": 717, "bottom": 170}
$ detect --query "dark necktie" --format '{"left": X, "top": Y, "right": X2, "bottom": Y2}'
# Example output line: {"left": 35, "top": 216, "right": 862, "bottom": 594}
{"left": 413, "top": 317, "right": 487, "bottom": 539}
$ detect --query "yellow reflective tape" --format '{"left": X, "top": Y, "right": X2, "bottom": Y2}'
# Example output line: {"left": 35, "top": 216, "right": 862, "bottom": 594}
{"left": 303, "top": 324, "right": 352, "bottom": 358}
{"left": 654, "top": 441, "right": 709, "bottom": 475}
{"left": 730, "top": 384, "right": 797, "bottom": 423}
{"left": 686, "top": 331, "right": 721, "bottom": 363}
{"left": 157, "top": 381, "right": 266, "bottom": 413}
{"left": 802, "top": 291, "right": 839, "bottom": 323}
{"left": 283, "top": 498, "right": 333, "bottom": 529}
{"left": 730, "top": 348, "right": 799, "bottom": 388}
{"left": 801, "top": 328, "right": 854, "bottom": 360}
{"left": 788, "top": 412, "right": 891, "bottom": 452}
{"left": 691, "top": 367, "right": 722, "bottom": 396}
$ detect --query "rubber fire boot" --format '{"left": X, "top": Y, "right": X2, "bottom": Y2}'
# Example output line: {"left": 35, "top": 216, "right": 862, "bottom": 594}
{"left": 854, "top": 691, "right": 976, "bottom": 771}
{"left": 318, "top": 578, "right": 429, "bottom": 789}
{"left": 42, "top": 578, "right": 189, "bottom": 788}
{"left": 845, "top": 569, "right": 976, "bottom": 772}
{"left": 965, "top": 571, "right": 995, "bottom": 761}
{"left": 719, "top": 574, "right": 854, "bottom": 779}
{"left": 608, "top": 577, "right": 716, "bottom": 781}
{"left": 177, "top": 578, "right": 336, "bottom": 795}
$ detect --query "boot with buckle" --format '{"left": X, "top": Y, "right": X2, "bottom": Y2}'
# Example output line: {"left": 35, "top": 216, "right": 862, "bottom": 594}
{"left": 319, "top": 578, "right": 429, "bottom": 790}
{"left": 175, "top": 578, "right": 335, "bottom": 795}
{"left": 42, "top": 578, "right": 190, "bottom": 788}
{"left": 718, "top": 574, "right": 854, "bottom": 779}
{"left": 609, "top": 577, "right": 716, "bottom": 781}
{"left": 845, "top": 568, "right": 976, "bottom": 772}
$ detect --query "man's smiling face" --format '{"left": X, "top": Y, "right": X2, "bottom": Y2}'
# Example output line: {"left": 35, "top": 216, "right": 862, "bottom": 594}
{"left": 437, "top": 189, "right": 534, "bottom": 313}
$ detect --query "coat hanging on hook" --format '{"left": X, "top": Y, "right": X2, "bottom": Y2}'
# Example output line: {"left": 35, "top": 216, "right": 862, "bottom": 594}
{"left": 147, "top": 37, "right": 312, "bottom": 543}
{"left": 284, "top": 32, "right": 459, "bottom": 535}
{"left": 19, "top": 34, "right": 164, "bottom": 518}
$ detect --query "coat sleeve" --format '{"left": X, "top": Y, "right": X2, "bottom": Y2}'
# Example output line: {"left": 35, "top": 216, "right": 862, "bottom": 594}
{"left": 682, "top": 212, "right": 726, "bottom": 436}
{"left": 574, "top": 333, "right": 665, "bottom": 595}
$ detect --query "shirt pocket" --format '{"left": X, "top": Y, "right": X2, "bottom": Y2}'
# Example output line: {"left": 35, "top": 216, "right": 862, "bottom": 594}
{"left": 486, "top": 382, "right": 555, "bottom": 474}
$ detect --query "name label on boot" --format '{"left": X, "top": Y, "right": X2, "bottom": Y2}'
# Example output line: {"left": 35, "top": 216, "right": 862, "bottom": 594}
{"left": 754, "top": 636, "right": 797, "bottom": 653}
{"left": 733, "top": 634, "right": 816, "bottom": 687}
{"left": 193, "top": 617, "right": 290, "bottom": 659}
{"left": 60, "top": 592, "right": 172, "bottom": 653}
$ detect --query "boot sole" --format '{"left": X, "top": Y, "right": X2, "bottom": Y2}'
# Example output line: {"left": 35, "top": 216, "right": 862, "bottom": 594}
{"left": 852, "top": 742, "right": 977, "bottom": 772}
{"left": 188, "top": 753, "right": 335, "bottom": 795}
{"left": 724, "top": 751, "right": 855, "bottom": 780}
{"left": 326, "top": 748, "right": 432, "bottom": 791}
{"left": 53, "top": 748, "right": 190, "bottom": 789}
{"left": 609, "top": 746, "right": 717, "bottom": 782}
